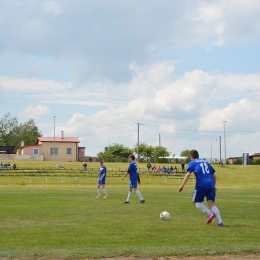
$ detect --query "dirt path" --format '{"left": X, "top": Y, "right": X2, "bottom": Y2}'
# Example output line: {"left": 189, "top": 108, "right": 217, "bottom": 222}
{"left": 100, "top": 255, "right": 260, "bottom": 260}
{"left": 1, "top": 255, "right": 260, "bottom": 260}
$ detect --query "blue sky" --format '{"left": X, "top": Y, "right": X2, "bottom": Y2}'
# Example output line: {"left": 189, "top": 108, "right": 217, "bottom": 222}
{"left": 1, "top": 0, "right": 260, "bottom": 159}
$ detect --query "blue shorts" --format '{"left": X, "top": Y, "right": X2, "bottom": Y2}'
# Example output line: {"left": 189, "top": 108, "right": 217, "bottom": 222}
{"left": 192, "top": 188, "right": 216, "bottom": 203}
{"left": 129, "top": 180, "right": 137, "bottom": 189}
{"left": 98, "top": 179, "right": 106, "bottom": 185}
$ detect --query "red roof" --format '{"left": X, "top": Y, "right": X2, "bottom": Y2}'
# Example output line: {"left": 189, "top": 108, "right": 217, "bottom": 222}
{"left": 36, "top": 137, "right": 80, "bottom": 144}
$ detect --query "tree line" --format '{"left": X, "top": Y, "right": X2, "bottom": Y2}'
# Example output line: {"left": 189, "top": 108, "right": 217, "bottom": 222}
{"left": 97, "top": 143, "right": 190, "bottom": 163}
{"left": 0, "top": 113, "right": 42, "bottom": 150}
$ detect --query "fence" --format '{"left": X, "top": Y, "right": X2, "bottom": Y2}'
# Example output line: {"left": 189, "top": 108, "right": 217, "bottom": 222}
{"left": 0, "top": 174, "right": 194, "bottom": 186}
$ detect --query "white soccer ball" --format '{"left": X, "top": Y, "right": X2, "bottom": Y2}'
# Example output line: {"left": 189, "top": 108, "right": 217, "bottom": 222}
{"left": 160, "top": 211, "right": 170, "bottom": 220}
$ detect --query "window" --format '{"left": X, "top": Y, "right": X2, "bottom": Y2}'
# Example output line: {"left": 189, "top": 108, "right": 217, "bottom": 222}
{"left": 50, "top": 148, "right": 58, "bottom": 155}
{"left": 33, "top": 148, "right": 39, "bottom": 155}
{"left": 67, "top": 148, "right": 72, "bottom": 155}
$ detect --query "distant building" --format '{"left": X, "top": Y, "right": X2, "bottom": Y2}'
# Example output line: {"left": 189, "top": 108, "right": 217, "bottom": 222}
{"left": 15, "top": 131, "right": 98, "bottom": 162}
{"left": 0, "top": 146, "right": 15, "bottom": 154}
{"left": 228, "top": 153, "right": 260, "bottom": 164}
{"left": 17, "top": 134, "right": 80, "bottom": 162}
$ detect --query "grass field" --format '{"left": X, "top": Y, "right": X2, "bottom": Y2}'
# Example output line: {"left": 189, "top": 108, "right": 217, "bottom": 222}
{"left": 0, "top": 162, "right": 260, "bottom": 259}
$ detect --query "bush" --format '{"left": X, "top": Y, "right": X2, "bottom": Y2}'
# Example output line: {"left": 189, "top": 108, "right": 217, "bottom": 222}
{"left": 253, "top": 159, "right": 260, "bottom": 165}
{"left": 233, "top": 159, "right": 242, "bottom": 165}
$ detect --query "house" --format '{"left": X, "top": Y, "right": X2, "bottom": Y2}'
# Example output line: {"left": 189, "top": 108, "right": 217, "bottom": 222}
{"left": 16, "top": 131, "right": 99, "bottom": 162}
{"left": 17, "top": 131, "right": 81, "bottom": 162}
{"left": 227, "top": 157, "right": 242, "bottom": 164}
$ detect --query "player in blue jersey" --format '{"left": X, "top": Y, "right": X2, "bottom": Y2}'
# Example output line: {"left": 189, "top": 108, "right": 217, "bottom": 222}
{"left": 121, "top": 154, "right": 145, "bottom": 204}
{"left": 96, "top": 160, "right": 108, "bottom": 198}
{"left": 179, "top": 149, "right": 224, "bottom": 226}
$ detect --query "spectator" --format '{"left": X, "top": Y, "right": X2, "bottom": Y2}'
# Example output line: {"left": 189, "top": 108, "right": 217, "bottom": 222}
{"left": 173, "top": 166, "right": 178, "bottom": 173}
{"left": 157, "top": 166, "right": 161, "bottom": 172}
{"left": 152, "top": 166, "right": 157, "bottom": 172}
{"left": 162, "top": 166, "right": 166, "bottom": 172}
{"left": 181, "top": 161, "right": 185, "bottom": 172}
{"left": 12, "top": 163, "right": 17, "bottom": 170}
{"left": 83, "top": 162, "right": 87, "bottom": 170}
{"left": 170, "top": 166, "right": 173, "bottom": 172}
{"left": 166, "top": 167, "right": 170, "bottom": 174}
{"left": 147, "top": 162, "right": 152, "bottom": 171}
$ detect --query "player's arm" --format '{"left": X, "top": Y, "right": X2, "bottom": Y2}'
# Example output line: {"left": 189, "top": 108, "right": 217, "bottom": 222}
{"left": 178, "top": 171, "right": 191, "bottom": 192}
{"left": 99, "top": 172, "right": 106, "bottom": 180}
{"left": 212, "top": 172, "right": 217, "bottom": 191}
{"left": 121, "top": 169, "right": 130, "bottom": 180}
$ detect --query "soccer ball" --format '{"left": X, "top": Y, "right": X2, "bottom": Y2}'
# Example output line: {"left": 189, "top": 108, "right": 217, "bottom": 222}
{"left": 160, "top": 211, "right": 170, "bottom": 220}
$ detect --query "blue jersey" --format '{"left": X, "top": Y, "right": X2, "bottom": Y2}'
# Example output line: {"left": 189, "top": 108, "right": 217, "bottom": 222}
{"left": 128, "top": 161, "right": 138, "bottom": 181}
{"left": 187, "top": 159, "right": 215, "bottom": 190}
{"left": 99, "top": 166, "right": 107, "bottom": 179}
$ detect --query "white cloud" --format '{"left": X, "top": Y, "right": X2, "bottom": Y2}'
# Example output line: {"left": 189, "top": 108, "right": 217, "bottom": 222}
{"left": 1, "top": 1, "right": 260, "bottom": 82}
{"left": 0, "top": 76, "right": 69, "bottom": 92}
{"left": 197, "top": 0, "right": 260, "bottom": 46}
{"left": 36, "top": 61, "right": 260, "bottom": 156}
{"left": 20, "top": 104, "right": 51, "bottom": 119}
{"left": 41, "top": 1, "right": 61, "bottom": 16}
{"left": 199, "top": 97, "right": 260, "bottom": 132}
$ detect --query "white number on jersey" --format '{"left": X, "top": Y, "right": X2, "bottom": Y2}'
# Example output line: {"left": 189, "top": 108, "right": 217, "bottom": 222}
{"left": 200, "top": 162, "right": 210, "bottom": 174}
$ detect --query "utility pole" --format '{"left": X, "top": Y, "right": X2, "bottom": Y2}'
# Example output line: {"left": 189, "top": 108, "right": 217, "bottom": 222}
{"left": 223, "top": 120, "right": 227, "bottom": 164}
{"left": 159, "top": 133, "right": 161, "bottom": 146}
{"left": 219, "top": 136, "right": 222, "bottom": 166}
{"left": 53, "top": 115, "right": 56, "bottom": 161}
{"left": 137, "top": 122, "right": 139, "bottom": 162}
{"left": 210, "top": 138, "right": 212, "bottom": 163}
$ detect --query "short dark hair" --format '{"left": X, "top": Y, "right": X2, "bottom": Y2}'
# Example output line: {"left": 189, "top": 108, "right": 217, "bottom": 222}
{"left": 129, "top": 154, "right": 135, "bottom": 160}
{"left": 190, "top": 149, "right": 199, "bottom": 159}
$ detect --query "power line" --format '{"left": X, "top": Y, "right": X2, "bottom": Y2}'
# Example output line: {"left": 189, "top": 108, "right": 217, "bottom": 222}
{"left": 78, "top": 122, "right": 260, "bottom": 139}
{"left": 140, "top": 123, "right": 260, "bottom": 133}
{"left": 78, "top": 124, "right": 134, "bottom": 138}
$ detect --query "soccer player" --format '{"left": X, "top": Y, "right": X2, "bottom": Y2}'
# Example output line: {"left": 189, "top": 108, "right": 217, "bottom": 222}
{"left": 121, "top": 154, "right": 145, "bottom": 204}
{"left": 96, "top": 160, "right": 108, "bottom": 199}
{"left": 178, "top": 149, "right": 224, "bottom": 226}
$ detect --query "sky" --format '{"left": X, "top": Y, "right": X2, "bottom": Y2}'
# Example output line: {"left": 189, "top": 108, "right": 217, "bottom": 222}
{"left": 1, "top": 0, "right": 260, "bottom": 159}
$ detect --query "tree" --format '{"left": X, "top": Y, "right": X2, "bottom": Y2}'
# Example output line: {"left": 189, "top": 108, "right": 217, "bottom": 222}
{"left": 19, "top": 119, "right": 43, "bottom": 147}
{"left": 180, "top": 149, "right": 190, "bottom": 157}
{"left": 97, "top": 143, "right": 134, "bottom": 162}
{"left": 0, "top": 113, "right": 42, "bottom": 151}
{"left": 133, "top": 142, "right": 154, "bottom": 160}
{"left": 153, "top": 146, "right": 170, "bottom": 161}
{"left": 133, "top": 143, "right": 170, "bottom": 162}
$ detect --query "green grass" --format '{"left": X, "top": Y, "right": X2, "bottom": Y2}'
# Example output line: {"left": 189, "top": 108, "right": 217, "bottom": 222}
{"left": 0, "top": 163, "right": 260, "bottom": 258}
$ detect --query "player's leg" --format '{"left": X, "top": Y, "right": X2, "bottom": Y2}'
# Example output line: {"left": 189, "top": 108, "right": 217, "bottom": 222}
{"left": 192, "top": 189, "right": 212, "bottom": 217}
{"left": 102, "top": 184, "right": 108, "bottom": 198}
{"left": 96, "top": 184, "right": 101, "bottom": 198}
{"left": 207, "top": 191, "right": 224, "bottom": 226}
{"left": 133, "top": 184, "right": 145, "bottom": 204}
{"left": 124, "top": 185, "right": 133, "bottom": 203}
